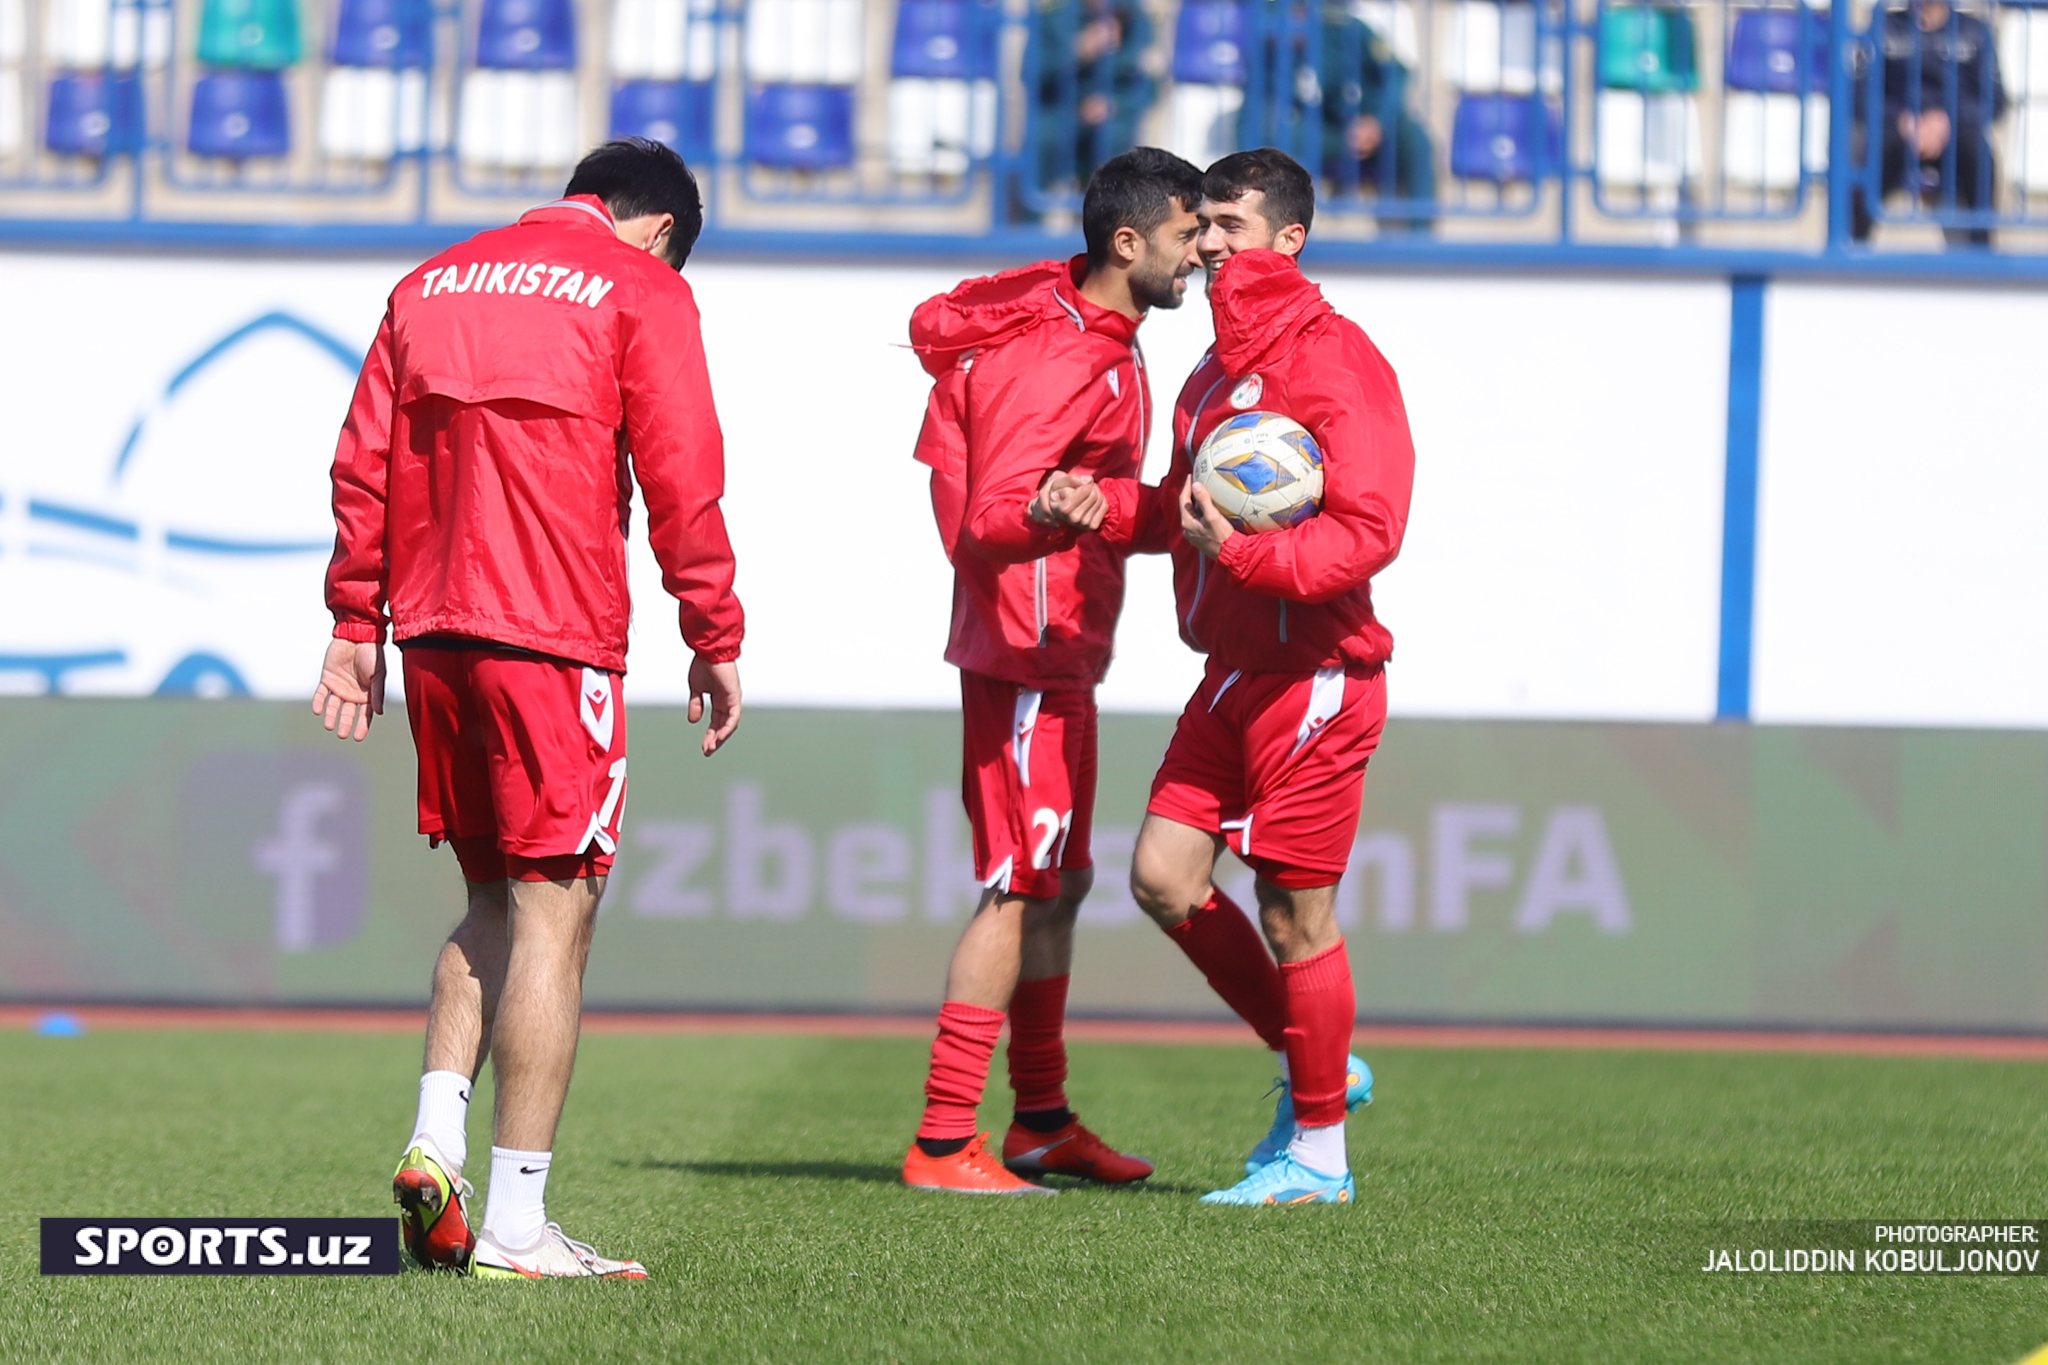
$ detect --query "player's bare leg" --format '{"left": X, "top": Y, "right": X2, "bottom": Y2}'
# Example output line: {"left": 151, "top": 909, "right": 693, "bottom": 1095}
{"left": 465, "top": 871, "right": 642, "bottom": 1277}
{"left": 490, "top": 873, "right": 602, "bottom": 1153}
{"left": 998, "top": 871, "right": 1154, "bottom": 1184}
{"left": 1251, "top": 879, "right": 1341, "bottom": 965}
{"left": 940, "top": 887, "right": 1038, "bottom": 1009}
{"left": 1131, "top": 815, "right": 1290, "bottom": 1053}
{"left": 1017, "top": 868, "right": 1087, "bottom": 981}
{"left": 1131, "top": 816, "right": 1367, "bottom": 1200}
{"left": 424, "top": 879, "right": 513, "bottom": 1080}
{"left": 395, "top": 877, "right": 509, "bottom": 1269}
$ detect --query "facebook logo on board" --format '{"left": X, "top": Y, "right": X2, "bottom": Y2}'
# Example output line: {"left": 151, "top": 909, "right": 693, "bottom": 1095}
{"left": 183, "top": 755, "right": 367, "bottom": 953}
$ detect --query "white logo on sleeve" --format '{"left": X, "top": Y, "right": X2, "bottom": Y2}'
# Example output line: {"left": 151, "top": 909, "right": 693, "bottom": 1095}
{"left": 1106, "top": 368, "right": 1121, "bottom": 399}
{"left": 580, "top": 668, "right": 615, "bottom": 750}
{"left": 1229, "top": 374, "right": 1264, "bottom": 409}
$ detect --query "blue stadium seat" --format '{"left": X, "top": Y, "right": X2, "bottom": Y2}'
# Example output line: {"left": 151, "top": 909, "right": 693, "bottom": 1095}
{"left": 745, "top": 83, "right": 854, "bottom": 168}
{"left": 474, "top": 0, "right": 577, "bottom": 70}
{"left": 331, "top": 0, "right": 432, "bottom": 68}
{"left": 1725, "top": 8, "right": 1826, "bottom": 93}
{"left": 1450, "top": 93, "right": 1556, "bottom": 182}
{"left": 1722, "top": 8, "right": 1829, "bottom": 189}
{"left": 46, "top": 70, "right": 145, "bottom": 157}
{"left": 1172, "top": 0, "right": 1246, "bottom": 84}
{"left": 891, "top": 0, "right": 998, "bottom": 79}
{"left": 188, "top": 69, "right": 291, "bottom": 156}
{"left": 611, "top": 78, "right": 714, "bottom": 159}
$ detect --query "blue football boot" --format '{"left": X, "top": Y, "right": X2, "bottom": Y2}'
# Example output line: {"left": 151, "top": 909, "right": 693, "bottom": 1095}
{"left": 1201, "top": 1152, "right": 1356, "bottom": 1206}
{"left": 1244, "top": 1053, "right": 1373, "bottom": 1174}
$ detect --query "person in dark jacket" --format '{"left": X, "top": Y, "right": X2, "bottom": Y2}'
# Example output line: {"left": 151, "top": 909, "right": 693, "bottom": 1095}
{"left": 1318, "top": 5, "right": 1435, "bottom": 231}
{"left": 1034, "top": 0, "right": 1159, "bottom": 191}
{"left": 1851, "top": 0, "right": 2008, "bottom": 247}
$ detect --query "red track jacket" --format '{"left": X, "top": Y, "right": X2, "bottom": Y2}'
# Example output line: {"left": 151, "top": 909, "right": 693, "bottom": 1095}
{"left": 910, "top": 257, "right": 1150, "bottom": 691}
{"left": 1097, "top": 249, "right": 1413, "bottom": 674}
{"left": 326, "top": 195, "right": 743, "bottom": 673}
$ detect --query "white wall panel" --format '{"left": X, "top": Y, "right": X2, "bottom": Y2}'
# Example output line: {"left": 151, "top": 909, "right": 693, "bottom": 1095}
{"left": 1323, "top": 274, "right": 1729, "bottom": 722}
{"left": 1754, "top": 283, "right": 2048, "bottom": 728}
{"left": 6, "top": 249, "right": 2030, "bottom": 729}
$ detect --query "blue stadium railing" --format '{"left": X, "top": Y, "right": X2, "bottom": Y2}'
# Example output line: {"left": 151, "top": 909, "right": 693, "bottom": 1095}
{"left": 1, "top": 0, "right": 2047, "bottom": 277}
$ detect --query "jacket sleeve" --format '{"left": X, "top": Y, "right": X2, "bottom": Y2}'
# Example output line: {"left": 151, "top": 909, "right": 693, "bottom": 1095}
{"left": 1213, "top": 340, "right": 1414, "bottom": 604}
{"left": 325, "top": 306, "right": 396, "bottom": 643}
{"left": 619, "top": 276, "right": 745, "bottom": 663}
{"left": 1095, "top": 469, "right": 1181, "bottom": 555}
{"left": 956, "top": 343, "right": 1094, "bottom": 565}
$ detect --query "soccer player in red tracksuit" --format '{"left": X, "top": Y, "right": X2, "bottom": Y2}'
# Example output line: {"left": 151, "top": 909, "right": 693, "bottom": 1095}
{"left": 1069, "top": 149, "right": 1415, "bottom": 1205}
{"left": 316, "top": 140, "right": 744, "bottom": 1275}
{"left": 899, "top": 149, "right": 1205, "bottom": 1195}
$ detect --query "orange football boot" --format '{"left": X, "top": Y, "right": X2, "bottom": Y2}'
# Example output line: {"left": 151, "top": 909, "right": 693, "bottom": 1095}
{"left": 902, "top": 1133, "right": 1058, "bottom": 1195}
{"left": 1002, "top": 1115, "right": 1154, "bottom": 1184}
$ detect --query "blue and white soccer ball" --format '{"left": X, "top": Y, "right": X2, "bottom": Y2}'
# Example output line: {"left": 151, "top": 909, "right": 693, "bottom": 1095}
{"left": 1192, "top": 410, "right": 1325, "bottom": 534}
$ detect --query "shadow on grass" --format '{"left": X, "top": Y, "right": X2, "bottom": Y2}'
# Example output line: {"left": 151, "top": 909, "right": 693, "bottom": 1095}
{"left": 631, "top": 1158, "right": 1209, "bottom": 1197}
{"left": 633, "top": 1159, "right": 903, "bottom": 1184}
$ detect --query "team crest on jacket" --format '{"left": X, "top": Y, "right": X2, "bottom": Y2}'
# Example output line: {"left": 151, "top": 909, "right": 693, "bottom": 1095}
{"left": 1229, "top": 374, "right": 1263, "bottom": 409}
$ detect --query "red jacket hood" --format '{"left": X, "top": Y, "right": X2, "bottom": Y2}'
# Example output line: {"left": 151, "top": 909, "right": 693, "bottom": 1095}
{"left": 1210, "top": 249, "right": 1335, "bottom": 375}
{"left": 909, "top": 256, "right": 1135, "bottom": 376}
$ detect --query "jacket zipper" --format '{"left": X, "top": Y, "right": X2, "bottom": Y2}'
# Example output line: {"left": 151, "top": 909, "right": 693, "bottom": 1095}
{"left": 1278, "top": 600, "right": 1288, "bottom": 643}
{"left": 1034, "top": 558, "right": 1048, "bottom": 646}
{"left": 1180, "top": 364, "right": 1231, "bottom": 649}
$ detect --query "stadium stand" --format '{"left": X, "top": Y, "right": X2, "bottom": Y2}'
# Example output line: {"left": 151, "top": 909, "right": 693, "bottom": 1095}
{"left": 0, "top": 0, "right": 2043, "bottom": 264}
{"left": 1167, "top": 0, "right": 1247, "bottom": 166}
{"left": 887, "top": 0, "right": 997, "bottom": 174}
{"left": 459, "top": 0, "right": 579, "bottom": 172}
{"left": 608, "top": 0, "right": 717, "bottom": 159}
{"left": 744, "top": 0, "right": 862, "bottom": 170}
{"left": 321, "top": 0, "right": 431, "bottom": 162}
{"left": 2003, "top": 0, "right": 2047, "bottom": 193}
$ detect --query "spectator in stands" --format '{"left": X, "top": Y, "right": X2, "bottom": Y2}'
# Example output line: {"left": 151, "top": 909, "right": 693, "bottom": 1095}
{"left": 1851, "top": 0, "right": 2008, "bottom": 247}
{"left": 1318, "top": 3, "right": 1435, "bottom": 233}
{"left": 1035, "top": 0, "right": 1158, "bottom": 191}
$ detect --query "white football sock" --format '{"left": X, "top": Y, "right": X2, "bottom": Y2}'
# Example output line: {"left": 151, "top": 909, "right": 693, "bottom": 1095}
{"left": 482, "top": 1147, "right": 552, "bottom": 1252}
{"left": 1288, "top": 1120, "right": 1347, "bottom": 1176}
{"left": 410, "top": 1070, "right": 472, "bottom": 1173}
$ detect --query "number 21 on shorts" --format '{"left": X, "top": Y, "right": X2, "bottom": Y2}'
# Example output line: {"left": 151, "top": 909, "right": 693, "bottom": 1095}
{"left": 1030, "top": 808, "right": 1073, "bottom": 870}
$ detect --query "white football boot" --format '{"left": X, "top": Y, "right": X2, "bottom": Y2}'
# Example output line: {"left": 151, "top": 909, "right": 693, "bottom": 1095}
{"left": 469, "top": 1223, "right": 647, "bottom": 1279}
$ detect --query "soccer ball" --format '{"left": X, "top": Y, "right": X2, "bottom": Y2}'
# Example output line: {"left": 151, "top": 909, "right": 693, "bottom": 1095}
{"left": 1192, "top": 411, "right": 1325, "bottom": 534}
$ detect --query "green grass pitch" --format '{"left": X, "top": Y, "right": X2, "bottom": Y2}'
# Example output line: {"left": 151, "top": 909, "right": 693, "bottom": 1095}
{"left": 1, "top": 1027, "right": 2044, "bottom": 1364}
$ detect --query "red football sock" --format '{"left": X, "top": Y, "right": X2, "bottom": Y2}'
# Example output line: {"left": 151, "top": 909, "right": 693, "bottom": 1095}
{"left": 1165, "top": 890, "right": 1289, "bottom": 1052}
{"left": 1006, "top": 974, "right": 1070, "bottom": 1115}
{"left": 1281, "top": 940, "right": 1356, "bottom": 1128}
{"left": 916, "top": 1001, "right": 1006, "bottom": 1142}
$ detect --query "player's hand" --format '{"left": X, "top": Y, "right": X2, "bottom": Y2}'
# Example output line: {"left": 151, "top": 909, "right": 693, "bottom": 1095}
{"left": 313, "top": 637, "right": 385, "bottom": 742}
{"left": 1179, "top": 478, "right": 1235, "bottom": 559}
{"left": 689, "top": 654, "right": 742, "bottom": 757}
{"left": 1030, "top": 472, "right": 1105, "bottom": 531}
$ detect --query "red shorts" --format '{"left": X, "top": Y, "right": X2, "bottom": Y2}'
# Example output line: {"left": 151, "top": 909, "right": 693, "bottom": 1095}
{"left": 1148, "top": 659, "right": 1387, "bottom": 888}
{"left": 402, "top": 645, "right": 628, "bottom": 884}
{"left": 959, "top": 670, "right": 1096, "bottom": 901}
